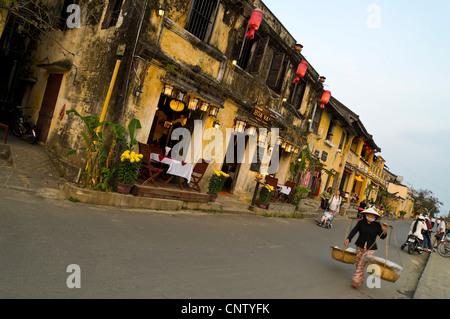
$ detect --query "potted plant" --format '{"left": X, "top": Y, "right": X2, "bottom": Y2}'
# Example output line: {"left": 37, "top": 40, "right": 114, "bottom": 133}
{"left": 207, "top": 170, "right": 229, "bottom": 202}
{"left": 258, "top": 184, "right": 274, "bottom": 208}
{"left": 117, "top": 150, "right": 143, "bottom": 194}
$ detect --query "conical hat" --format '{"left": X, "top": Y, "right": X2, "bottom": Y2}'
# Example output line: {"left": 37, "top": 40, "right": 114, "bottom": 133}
{"left": 361, "top": 207, "right": 381, "bottom": 217}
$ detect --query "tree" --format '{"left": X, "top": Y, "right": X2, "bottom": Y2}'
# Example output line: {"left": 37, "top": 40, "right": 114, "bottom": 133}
{"left": 410, "top": 188, "right": 443, "bottom": 217}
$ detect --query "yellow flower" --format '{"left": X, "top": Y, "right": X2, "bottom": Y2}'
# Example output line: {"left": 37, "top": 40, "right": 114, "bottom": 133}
{"left": 220, "top": 171, "right": 229, "bottom": 178}
{"left": 213, "top": 169, "right": 221, "bottom": 177}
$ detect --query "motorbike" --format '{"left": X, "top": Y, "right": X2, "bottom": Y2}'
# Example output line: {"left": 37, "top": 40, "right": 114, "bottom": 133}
{"left": 10, "top": 106, "right": 37, "bottom": 144}
{"left": 406, "top": 234, "right": 423, "bottom": 255}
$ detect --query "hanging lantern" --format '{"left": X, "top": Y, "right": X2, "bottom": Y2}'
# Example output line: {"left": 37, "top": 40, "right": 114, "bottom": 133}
{"left": 247, "top": 126, "right": 257, "bottom": 136}
{"left": 246, "top": 8, "right": 263, "bottom": 39}
{"left": 163, "top": 84, "right": 174, "bottom": 96}
{"left": 319, "top": 90, "right": 331, "bottom": 109}
{"left": 285, "top": 144, "right": 292, "bottom": 153}
{"left": 200, "top": 102, "right": 209, "bottom": 112}
{"left": 293, "top": 61, "right": 308, "bottom": 84}
{"left": 188, "top": 97, "right": 199, "bottom": 110}
{"left": 235, "top": 120, "right": 246, "bottom": 133}
{"left": 258, "top": 129, "right": 267, "bottom": 145}
{"left": 176, "top": 91, "right": 186, "bottom": 101}
{"left": 209, "top": 105, "right": 219, "bottom": 118}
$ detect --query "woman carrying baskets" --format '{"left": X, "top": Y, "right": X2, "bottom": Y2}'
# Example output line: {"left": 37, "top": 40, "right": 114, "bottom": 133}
{"left": 344, "top": 208, "right": 388, "bottom": 288}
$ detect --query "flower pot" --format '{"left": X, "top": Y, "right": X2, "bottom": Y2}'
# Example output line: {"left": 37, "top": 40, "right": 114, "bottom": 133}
{"left": 117, "top": 182, "right": 133, "bottom": 194}
{"left": 208, "top": 193, "right": 219, "bottom": 202}
{"left": 258, "top": 201, "right": 268, "bottom": 209}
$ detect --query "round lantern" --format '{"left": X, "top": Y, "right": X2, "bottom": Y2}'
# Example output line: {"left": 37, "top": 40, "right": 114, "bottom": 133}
{"left": 293, "top": 61, "right": 308, "bottom": 84}
{"left": 319, "top": 90, "right": 331, "bottom": 109}
{"left": 246, "top": 9, "right": 263, "bottom": 39}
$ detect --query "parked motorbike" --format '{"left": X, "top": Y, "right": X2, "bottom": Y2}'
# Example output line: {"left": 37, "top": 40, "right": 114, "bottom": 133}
{"left": 10, "top": 106, "right": 37, "bottom": 144}
{"left": 407, "top": 234, "right": 423, "bottom": 255}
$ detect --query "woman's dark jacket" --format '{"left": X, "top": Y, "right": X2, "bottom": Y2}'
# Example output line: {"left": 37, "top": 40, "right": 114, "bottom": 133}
{"left": 347, "top": 219, "right": 387, "bottom": 250}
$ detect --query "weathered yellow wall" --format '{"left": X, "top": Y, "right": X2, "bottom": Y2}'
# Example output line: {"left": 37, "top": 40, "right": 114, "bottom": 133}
{"left": 0, "top": 9, "right": 8, "bottom": 38}
{"left": 159, "top": 28, "right": 221, "bottom": 78}
{"left": 307, "top": 108, "right": 348, "bottom": 194}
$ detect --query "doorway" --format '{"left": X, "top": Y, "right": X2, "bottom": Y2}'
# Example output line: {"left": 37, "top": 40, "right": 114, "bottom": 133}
{"left": 147, "top": 93, "right": 205, "bottom": 158}
{"left": 36, "top": 73, "right": 63, "bottom": 142}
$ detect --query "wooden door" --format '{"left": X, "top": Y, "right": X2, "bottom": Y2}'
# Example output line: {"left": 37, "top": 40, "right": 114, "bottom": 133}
{"left": 37, "top": 73, "right": 63, "bottom": 142}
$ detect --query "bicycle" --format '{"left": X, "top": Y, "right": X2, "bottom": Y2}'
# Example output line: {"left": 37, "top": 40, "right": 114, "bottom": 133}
{"left": 436, "top": 233, "right": 450, "bottom": 258}
{"left": 10, "top": 106, "right": 37, "bottom": 144}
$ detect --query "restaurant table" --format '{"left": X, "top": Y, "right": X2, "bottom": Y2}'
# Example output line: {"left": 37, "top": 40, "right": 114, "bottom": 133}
{"left": 150, "top": 153, "right": 194, "bottom": 184}
{"left": 277, "top": 184, "right": 292, "bottom": 196}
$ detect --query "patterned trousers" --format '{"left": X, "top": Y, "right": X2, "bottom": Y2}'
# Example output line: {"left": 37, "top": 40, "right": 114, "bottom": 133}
{"left": 352, "top": 247, "right": 374, "bottom": 287}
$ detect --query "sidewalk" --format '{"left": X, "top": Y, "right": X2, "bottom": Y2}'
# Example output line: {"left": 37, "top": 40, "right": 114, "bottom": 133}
{"left": 0, "top": 133, "right": 447, "bottom": 299}
{"left": 413, "top": 250, "right": 450, "bottom": 299}
{"left": 0, "top": 134, "right": 64, "bottom": 199}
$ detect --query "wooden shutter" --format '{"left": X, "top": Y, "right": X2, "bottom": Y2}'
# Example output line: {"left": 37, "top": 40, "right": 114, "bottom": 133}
{"left": 266, "top": 53, "right": 285, "bottom": 90}
{"left": 248, "top": 37, "right": 269, "bottom": 74}
{"left": 291, "top": 81, "right": 306, "bottom": 108}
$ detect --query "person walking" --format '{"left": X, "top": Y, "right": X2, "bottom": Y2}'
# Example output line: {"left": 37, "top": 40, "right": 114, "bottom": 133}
{"left": 434, "top": 216, "right": 446, "bottom": 248}
{"left": 328, "top": 189, "right": 342, "bottom": 216}
{"left": 421, "top": 216, "right": 433, "bottom": 252}
{"left": 357, "top": 200, "right": 367, "bottom": 218}
{"left": 344, "top": 208, "right": 388, "bottom": 288}
{"left": 319, "top": 187, "right": 332, "bottom": 211}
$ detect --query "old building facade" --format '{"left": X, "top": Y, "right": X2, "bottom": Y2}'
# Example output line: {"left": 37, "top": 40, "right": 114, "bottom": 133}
{"left": 0, "top": 0, "right": 414, "bottom": 214}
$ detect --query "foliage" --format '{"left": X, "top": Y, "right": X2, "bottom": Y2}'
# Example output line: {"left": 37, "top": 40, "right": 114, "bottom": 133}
{"left": 259, "top": 184, "right": 274, "bottom": 204}
{"left": 208, "top": 170, "right": 229, "bottom": 194}
{"left": 290, "top": 142, "right": 335, "bottom": 186}
{"left": 65, "top": 108, "right": 142, "bottom": 191}
{"left": 289, "top": 186, "right": 312, "bottom": 211}
{"left": 410, "top": 188, "right": 443, "bottom": 217}
{"left": 117, "top": 150, "right": 143, "bottom": 185}
{"left": 399, "top": 210, "right": 407, "bottom": 218}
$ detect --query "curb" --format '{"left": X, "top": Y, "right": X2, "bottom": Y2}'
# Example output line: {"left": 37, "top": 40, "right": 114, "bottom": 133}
{"left": 413, "top": 251, "right": 449, "bottom": 299}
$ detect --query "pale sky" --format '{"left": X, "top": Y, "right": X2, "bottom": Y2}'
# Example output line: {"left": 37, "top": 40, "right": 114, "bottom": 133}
{"left": 262, "top": 0, "right": 450, "bottom": 216}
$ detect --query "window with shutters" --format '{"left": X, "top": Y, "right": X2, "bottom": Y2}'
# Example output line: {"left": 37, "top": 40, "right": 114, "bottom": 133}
{"left": 101, "top": 0, "right": 123, "bottom": 29}
{"left": 338, "top": 131, "right": 346, "bottom": 150}
{"left": 237, "top": 35, "right": 257, "bottom": 70}
{"left": 266, "top": 52, "right": 286, "bottom": 93}
{"left": 247, "top": 37, "right": 269, "bottom": 74}
{"left": 290, "top": 79, "right": 307, "bottom": 109}
{"left": 186, "top": 0, "right": 219, "bottom": 43}
{"left": 326, "top": 119, "right": 336, "bottom": 141}
{"left": 311, "top": 105, "right": 323, "bottom": 134}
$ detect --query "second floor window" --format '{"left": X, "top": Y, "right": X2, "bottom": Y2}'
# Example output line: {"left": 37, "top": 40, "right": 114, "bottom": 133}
{"left": 290, "top": 79, "right": 307, "bottom": 109}
{"left": 102, "top": 0, "right": 124, "bottom": 29}
{"left": 311, "top": 105, "right": 323, "bottom": 134}
{"left": 186, "top": 0, "right": 219, "bottom": 43}
{"left": 325, "top": 119, "right": 336, "bottom": 141}
{"left": 266, "top": 52, "right": 287, "bottom": 93}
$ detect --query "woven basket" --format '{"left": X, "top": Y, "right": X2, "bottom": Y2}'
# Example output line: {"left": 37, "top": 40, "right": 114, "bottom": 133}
{"left": 330, "top": 246, "right": 357, "bottom": 264}
{"left": 366, "top": 256, "right": 402, "bottom": 283}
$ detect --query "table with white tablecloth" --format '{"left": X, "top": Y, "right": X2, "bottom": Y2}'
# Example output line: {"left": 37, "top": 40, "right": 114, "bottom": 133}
{"left": 277, "top": 184, "right": 292, "bottom": 195}
{"left": 150, "top": 153, "right": 194, "bottom": 183}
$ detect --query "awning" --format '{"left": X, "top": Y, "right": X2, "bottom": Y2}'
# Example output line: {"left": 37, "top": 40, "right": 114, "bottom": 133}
{"left": 37, "top": 59, "right": 72, "bottom": 72}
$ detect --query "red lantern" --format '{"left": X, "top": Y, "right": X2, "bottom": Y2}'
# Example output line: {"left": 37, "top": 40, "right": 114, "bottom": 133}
{"left": 246, "top": 9, "right": 263, "bottom": 39}
{"left": 293, "top": 61, "right": 308, "bottom": 84}
{"left": 319, "top": 90, "right": 331, "bottom": 109}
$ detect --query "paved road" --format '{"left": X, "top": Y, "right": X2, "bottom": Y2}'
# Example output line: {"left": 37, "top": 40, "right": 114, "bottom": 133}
{"left": 0, "top": 188, "right": 427, "bottom": 299}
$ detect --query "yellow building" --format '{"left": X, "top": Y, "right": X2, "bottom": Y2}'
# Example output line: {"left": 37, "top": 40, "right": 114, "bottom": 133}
{"left": 306, "top": 96, "right": 382, "bottom": 204}
{"left": 3, "top": 0, "right": 327, "bottom": 201}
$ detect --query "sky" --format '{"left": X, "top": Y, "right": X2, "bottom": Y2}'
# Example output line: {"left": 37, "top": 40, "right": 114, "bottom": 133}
{"left": 262, "top": 0, "right": 450, "bottom": 217}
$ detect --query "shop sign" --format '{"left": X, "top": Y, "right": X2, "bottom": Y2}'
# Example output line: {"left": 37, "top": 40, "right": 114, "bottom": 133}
{"left": 251, "top": 106, "right": 275, "bottom": 127}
